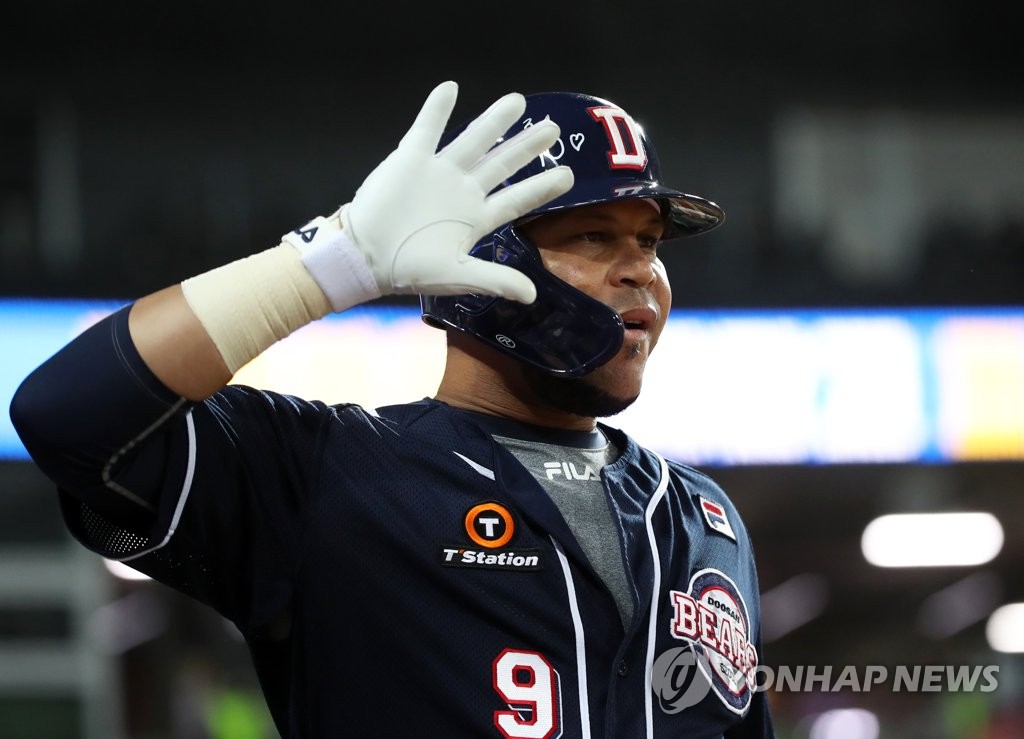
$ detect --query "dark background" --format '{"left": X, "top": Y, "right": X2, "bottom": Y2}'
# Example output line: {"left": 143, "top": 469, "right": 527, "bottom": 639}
{"left": 1, "top": 2, "right": 1022, "bottom": 737}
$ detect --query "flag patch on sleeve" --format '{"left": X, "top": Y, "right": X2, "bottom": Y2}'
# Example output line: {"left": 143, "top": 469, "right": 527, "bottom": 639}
{"left": 699, "top": 496, "right": 736, "bottom": 541}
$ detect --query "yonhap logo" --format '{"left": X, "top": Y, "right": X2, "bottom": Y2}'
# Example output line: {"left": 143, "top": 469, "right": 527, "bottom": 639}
{"left": 651, "top": 658, "right": 1001, "bottom": 715}
{"left": 650, "top": 647, "right": 713, "bottom": 713}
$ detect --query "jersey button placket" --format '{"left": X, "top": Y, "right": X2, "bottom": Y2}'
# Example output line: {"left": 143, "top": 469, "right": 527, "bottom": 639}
{"left": 616, "top": 660, "right": 629, "bottom": 677}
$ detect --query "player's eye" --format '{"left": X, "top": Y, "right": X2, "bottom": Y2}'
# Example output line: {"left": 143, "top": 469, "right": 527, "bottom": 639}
{"left": 635, "top": 232, "right": 663, "bottom": 255}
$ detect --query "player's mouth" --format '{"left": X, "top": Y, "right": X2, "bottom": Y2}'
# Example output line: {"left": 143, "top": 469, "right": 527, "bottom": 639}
{"left": 618, "top": 306, "right": 658, "bottom": 337}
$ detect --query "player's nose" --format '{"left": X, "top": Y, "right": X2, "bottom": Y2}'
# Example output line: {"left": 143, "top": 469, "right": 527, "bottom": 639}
{"left": 609, "top": 240, "right": 657, "bottom": 288}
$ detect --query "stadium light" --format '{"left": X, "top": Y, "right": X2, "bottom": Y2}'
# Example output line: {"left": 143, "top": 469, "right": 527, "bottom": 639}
{"left": 861, "top": 512, "right": 1003, "bottom": 567}
{"left": 986, "top": 603, "right": 1024, "bottom": 653}
{"left": 809, "top": 709, "right": 879, "bottom": 739}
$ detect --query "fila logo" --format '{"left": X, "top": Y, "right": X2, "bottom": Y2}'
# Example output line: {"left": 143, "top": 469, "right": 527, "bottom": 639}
{"left": 464, "top": 501, "right": 515, "bottom": 549}
{"left": 543, "top": 461, "right": 599, "bottom": 481}
{"left": 700, "top": 496, "right": 737, "bottom": 541}
{"left": 295, "top": 225, "right": 318, "bottom": 243}
{"left": 588, "top": 106, "right": 648, "bottom": 171}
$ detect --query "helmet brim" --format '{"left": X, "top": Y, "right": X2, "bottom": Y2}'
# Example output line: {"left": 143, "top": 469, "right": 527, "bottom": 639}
{"left": 522, "top": 179, "right": 725, "bottom": 240}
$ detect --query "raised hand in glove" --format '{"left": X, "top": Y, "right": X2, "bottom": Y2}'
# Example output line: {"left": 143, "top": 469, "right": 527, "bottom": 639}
{"left": 288, "top": 81, "right": 573, "bottom": 310}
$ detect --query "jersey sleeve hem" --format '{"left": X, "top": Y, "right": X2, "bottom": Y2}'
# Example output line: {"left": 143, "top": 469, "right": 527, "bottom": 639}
{"left": 58, "top": 407, "right": 199, "bottom": 562}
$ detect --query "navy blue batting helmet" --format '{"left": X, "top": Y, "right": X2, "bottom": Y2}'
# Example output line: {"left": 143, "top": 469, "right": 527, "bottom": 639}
{"left": 421, "top": 91, "right": 724, "bottom": 377}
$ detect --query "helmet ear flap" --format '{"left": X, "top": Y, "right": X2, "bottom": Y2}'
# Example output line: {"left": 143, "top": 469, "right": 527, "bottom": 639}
{"left": 420, "top": 232, "right": 509, "bottom": 330}
{"left": 432, "top": 230, "right": 535, "bottom": 319}
{"left": 420, "top": 225, "right": 625, "bottom": 377}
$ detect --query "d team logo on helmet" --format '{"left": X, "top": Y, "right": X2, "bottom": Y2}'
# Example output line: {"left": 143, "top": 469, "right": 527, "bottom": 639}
{"left": 668, "top": 568, "right": 758, "bottom": 715}
{"left": 588, "top": 106, "right": 648, "bottom": 170}
{"left": 440, "top": 501, "right": 543, "bottom": 572}
{"left": 529, "top": 105, "right": 648, "bottom": 172}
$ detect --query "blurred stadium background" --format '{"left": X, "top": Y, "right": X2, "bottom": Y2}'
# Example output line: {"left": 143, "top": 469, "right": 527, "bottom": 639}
{"left": 1, "top": 1, "right": 1022, "bottom": 737}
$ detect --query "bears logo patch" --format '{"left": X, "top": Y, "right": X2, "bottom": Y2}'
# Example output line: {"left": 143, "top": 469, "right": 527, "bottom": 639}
{"left": 668, "top": 568, "right": 757, "bottom": 715}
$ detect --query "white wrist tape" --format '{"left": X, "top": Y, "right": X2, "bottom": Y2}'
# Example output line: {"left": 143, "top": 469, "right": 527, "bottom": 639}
{"left": 282, "top": 208, "right": 382, "bottom": 312}
{"left": 180, "top": 209, "right": 382, "bottom": 373}
{"left": 181, "top": 243, "right": 332, "bottom": 373}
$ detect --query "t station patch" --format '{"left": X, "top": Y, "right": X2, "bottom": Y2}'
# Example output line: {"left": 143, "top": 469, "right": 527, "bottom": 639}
{"left": 439, "top": 547, "right": 542, "bottom": 571}
{"left": 668, "top": 568, "right": 757, "bottom": 715}
{"left": 440, "top": 501, "right": 543, "bottom": 572}
{"left": 464, "top": 501, "right": 515, "bottom": 548}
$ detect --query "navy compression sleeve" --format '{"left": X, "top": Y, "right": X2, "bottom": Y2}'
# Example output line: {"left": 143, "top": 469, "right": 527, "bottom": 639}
{"left": 10, "top": 305, "right": 187, "bottom": 518}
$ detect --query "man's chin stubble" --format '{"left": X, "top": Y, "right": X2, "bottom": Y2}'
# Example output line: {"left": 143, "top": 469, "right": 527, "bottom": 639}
{"left": 521, "top": 364, "right": 640, "bottom": 419}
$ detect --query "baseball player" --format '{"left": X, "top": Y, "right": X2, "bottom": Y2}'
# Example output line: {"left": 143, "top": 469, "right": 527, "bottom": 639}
{"left": 12, "top": 81, "right": 775, "bottom": 737}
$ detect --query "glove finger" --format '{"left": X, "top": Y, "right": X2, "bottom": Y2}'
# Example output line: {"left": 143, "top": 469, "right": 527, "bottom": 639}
{"left": 451, "top": 259, "right": 538, "bottom": 304}
{"left": 398, "top": 81, "right": 459, "bottom": 153}
{"left": 439, "top": 92, "right": 526, "bottom": 171}
{"left": 482, "top": 166, "right": 574, "bottom": 230}
{"left": 470, "top": 119, "right": 561, "bottom": 192}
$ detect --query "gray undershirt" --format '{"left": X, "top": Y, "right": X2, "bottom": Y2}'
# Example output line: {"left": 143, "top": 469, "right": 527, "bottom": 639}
{"left": 494, "top": 435, "right": 633, "bottom": 629}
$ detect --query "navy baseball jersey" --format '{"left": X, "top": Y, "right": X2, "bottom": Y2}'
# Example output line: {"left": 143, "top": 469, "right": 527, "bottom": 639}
{"left": 11, "top": 307, "right": 775, "bottom": 738}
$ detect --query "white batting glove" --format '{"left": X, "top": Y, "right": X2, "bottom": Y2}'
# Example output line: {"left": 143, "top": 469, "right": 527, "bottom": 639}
{"left": 288, "top": 81, "right": 572, "bottom": 310}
